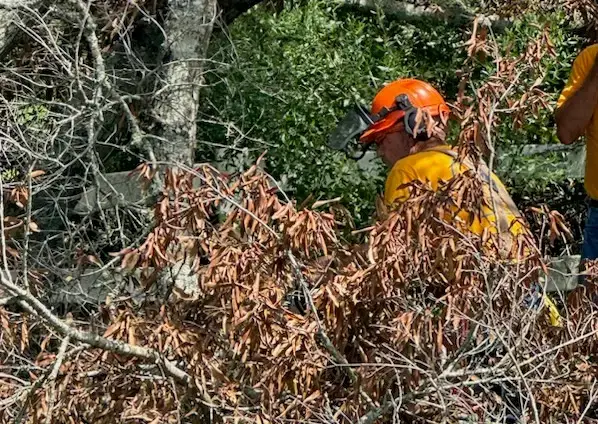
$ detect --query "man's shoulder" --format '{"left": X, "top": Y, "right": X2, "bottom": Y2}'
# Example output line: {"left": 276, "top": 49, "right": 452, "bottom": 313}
{"left": 391, "top": 148, "right": 454, "bottom": 177}
{"left": 576, "top": 44, "right": 598, "bottom": 63}
{"left": 582, "top": 44, "right": 598, "bottom": 54}
{"left": 400, "top": 147, "right": 455, "bottom": 166}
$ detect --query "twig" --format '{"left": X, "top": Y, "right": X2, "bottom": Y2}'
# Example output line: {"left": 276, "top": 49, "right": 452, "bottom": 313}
{"left": 43, "top": 335, "right": 70, "bottom": 424}
{"left": 576, "top": 379, "right": 598, "bottom": 424}
{"left": 495, "top": 330, "right": 541, "bottom": 424}
{"left": 0, "top": 372, "right": 28, "bottom": 386}
{"left": 0, "top": 296, "right": 16, "bottom": 306}
{"left": 517, "top": 328, "right": 598, "bottom": 369}
{"left": 0, "top": 169, "right": 12, "bottom": 283}
{"left": 0, "top": 274, "right": 192, "bottom": 386}
{"left": 315, "top": 331, "right": 357, "bottom": 384}
{"left": 21, "top": 164, "right": 35, "bottom": 291}
{"left": 69, "top": 0, "right": 156, "bottom": 167}
{"left": 13, "top": 336, "right": 70, "bottom": 423}
{"left": 13, "top": 336, "right": 71, "bottom": 424}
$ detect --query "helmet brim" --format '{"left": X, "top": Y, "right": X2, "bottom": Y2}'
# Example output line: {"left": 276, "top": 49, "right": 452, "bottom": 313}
{"left": 359, "top": 110, "right": 404, "bottom": 143}
{"left": 359, "top": 105, "right": 451, "bottom": 143}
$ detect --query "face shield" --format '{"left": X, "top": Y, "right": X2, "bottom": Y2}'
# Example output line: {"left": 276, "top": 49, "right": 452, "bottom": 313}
{"left": 327, "top": 103, "right": 377, "bottom": 160}
{"left": 328, "top": 96, "right": 413, "bottom": 160}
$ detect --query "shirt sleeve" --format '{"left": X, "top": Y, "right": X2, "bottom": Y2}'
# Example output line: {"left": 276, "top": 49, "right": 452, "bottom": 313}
{"left": 384, "top": 165, "right": 417, "bottom": 206}
{"left": 557, "top": 45, "right": 598, "bottom": 110}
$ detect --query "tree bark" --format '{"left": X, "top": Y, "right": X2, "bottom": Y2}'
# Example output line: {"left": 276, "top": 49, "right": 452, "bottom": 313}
{"left": 152, "top": 0, "right": 218, "bottom": 166}
{"left": 0, "top": 1, "right": 45, "bottom": 59}
{"left": 340, "top": 0, "right": 509, "bottom": 30}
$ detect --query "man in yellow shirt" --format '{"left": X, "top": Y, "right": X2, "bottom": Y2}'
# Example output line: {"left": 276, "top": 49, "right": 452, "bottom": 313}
{"left": 329, "top": 78, "right": 524, "bottom": 240}
{"left": 328, "top": 77, "right": 561, "bottom": 325}
{"left": 555, "top": 44, "right": 598, "bottom": 264}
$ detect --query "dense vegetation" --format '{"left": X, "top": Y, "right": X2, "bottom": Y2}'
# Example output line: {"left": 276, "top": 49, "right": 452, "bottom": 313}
{"left": 3, "top": 1, "right": 598, "bottom": 422}
{"left": 199, "top": 1, "right": 586, "bottom": 232}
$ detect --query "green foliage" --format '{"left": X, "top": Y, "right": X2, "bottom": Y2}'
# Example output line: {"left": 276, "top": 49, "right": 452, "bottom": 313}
{"left": 16, "top": 103, "right": 49, "bottom": 127}
{"left": 490, "top": 12, "right": 584, "bottom": 148}
{"left": 201, "top": 1, "right": 466, "bottom": 224}
{"left": 0, "top": 168, "right": 20, "bottom": 183}
{"left": 201, "top": 0, "right": 584, "bottom": 225}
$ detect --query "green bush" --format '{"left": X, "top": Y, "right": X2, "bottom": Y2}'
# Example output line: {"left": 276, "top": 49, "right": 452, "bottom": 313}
{"left": 200, "top": 0, "right": 584, "bottom": 226}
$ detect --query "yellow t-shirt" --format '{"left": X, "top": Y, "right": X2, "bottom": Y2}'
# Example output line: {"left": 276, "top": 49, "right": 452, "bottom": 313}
{"left": 384, "top": 147, "right": 561, "bottom": 326}
{"left": 557, "top": 44, "right": 598, "bottom": 199}
{"left": 384, "top": 146, "right": 524, "bottom": 237}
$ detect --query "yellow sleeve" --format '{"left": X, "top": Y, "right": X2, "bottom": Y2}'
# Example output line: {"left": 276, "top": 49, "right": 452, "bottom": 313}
{"left": 384, "top": 165, "right": 417, "bottom": 206}
{"left": 557, "top": 45, "right": 598, "bottom": 109}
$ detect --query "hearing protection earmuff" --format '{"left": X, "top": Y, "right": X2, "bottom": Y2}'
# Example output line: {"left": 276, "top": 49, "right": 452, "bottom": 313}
{"left": 328, "top": 93, "right": 434, "bottom": 159}
{"left": 394, "top": 94, "right": 432, "bottom": 141}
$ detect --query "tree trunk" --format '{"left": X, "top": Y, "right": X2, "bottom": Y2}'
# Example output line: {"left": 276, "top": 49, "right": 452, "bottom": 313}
{"left": 340, "top": 0, "right": 509, "bottom": 30}
{"left": 152, "top": 0, "right": 218, "bottom": 166}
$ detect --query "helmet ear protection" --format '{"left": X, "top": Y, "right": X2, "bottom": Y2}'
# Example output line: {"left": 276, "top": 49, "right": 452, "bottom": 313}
{"left": 394, "top": 94, "right": 432, "bottom": 141}
{"left": 328, "top": 92, "right": 436, "bottom": 159}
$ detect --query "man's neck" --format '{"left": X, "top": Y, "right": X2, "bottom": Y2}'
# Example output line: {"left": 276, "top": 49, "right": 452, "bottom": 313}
{"left": 409, "top": 138, "right": 448, "bottom": 155}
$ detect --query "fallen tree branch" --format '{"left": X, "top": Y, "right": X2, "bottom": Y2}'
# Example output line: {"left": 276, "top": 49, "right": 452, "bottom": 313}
{"left": 69, "top": 0, "right": 154, "bottom": 163}
{"left": 43, "top": 335, "right": 70, "bottom": 424}
{"left": 337, "top": 0, "right": 511, "bottom": 30}
{"left": 287, "top": 250, "right": 364, "bottom": 389}
{"left": 356, "top": 327, "right": 598, "bottom": 423}
{"left": 495, "top": 330, "right": 541, "bottom": 424}
{"left": 0, "top": 274, "right": 192, "bottom": 386}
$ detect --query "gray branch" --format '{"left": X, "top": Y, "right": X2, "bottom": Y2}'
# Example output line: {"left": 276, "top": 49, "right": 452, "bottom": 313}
{"left": 0, "top": 274, "right": 193, "bottom": 386}
{"left": 0, "top": 1, "right": 50, "bottom": 61}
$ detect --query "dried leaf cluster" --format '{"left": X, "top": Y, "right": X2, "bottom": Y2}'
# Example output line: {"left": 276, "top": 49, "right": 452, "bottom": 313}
{"left": 1, "top": 4, "right": 598, "bottom": 424}
{"left": 455, "top": 17, "right": 557, "bottom": 162}
{"left": 3, "top": 156, "right": 597, "bottom": 422}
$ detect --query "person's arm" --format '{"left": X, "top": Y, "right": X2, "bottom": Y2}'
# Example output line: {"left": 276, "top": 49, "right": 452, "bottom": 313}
{"left": 555, "top": 54, "right": 598, "bottom": 145}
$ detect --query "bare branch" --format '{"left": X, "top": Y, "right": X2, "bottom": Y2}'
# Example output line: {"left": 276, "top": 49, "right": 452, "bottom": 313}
{"left": 0, "top": 274, "right": 192, "bottom": 385}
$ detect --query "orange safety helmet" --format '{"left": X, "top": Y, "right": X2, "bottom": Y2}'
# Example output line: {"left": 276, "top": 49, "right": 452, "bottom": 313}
{"left": 359, "top": 78, "right": 450, "bottom": 143}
